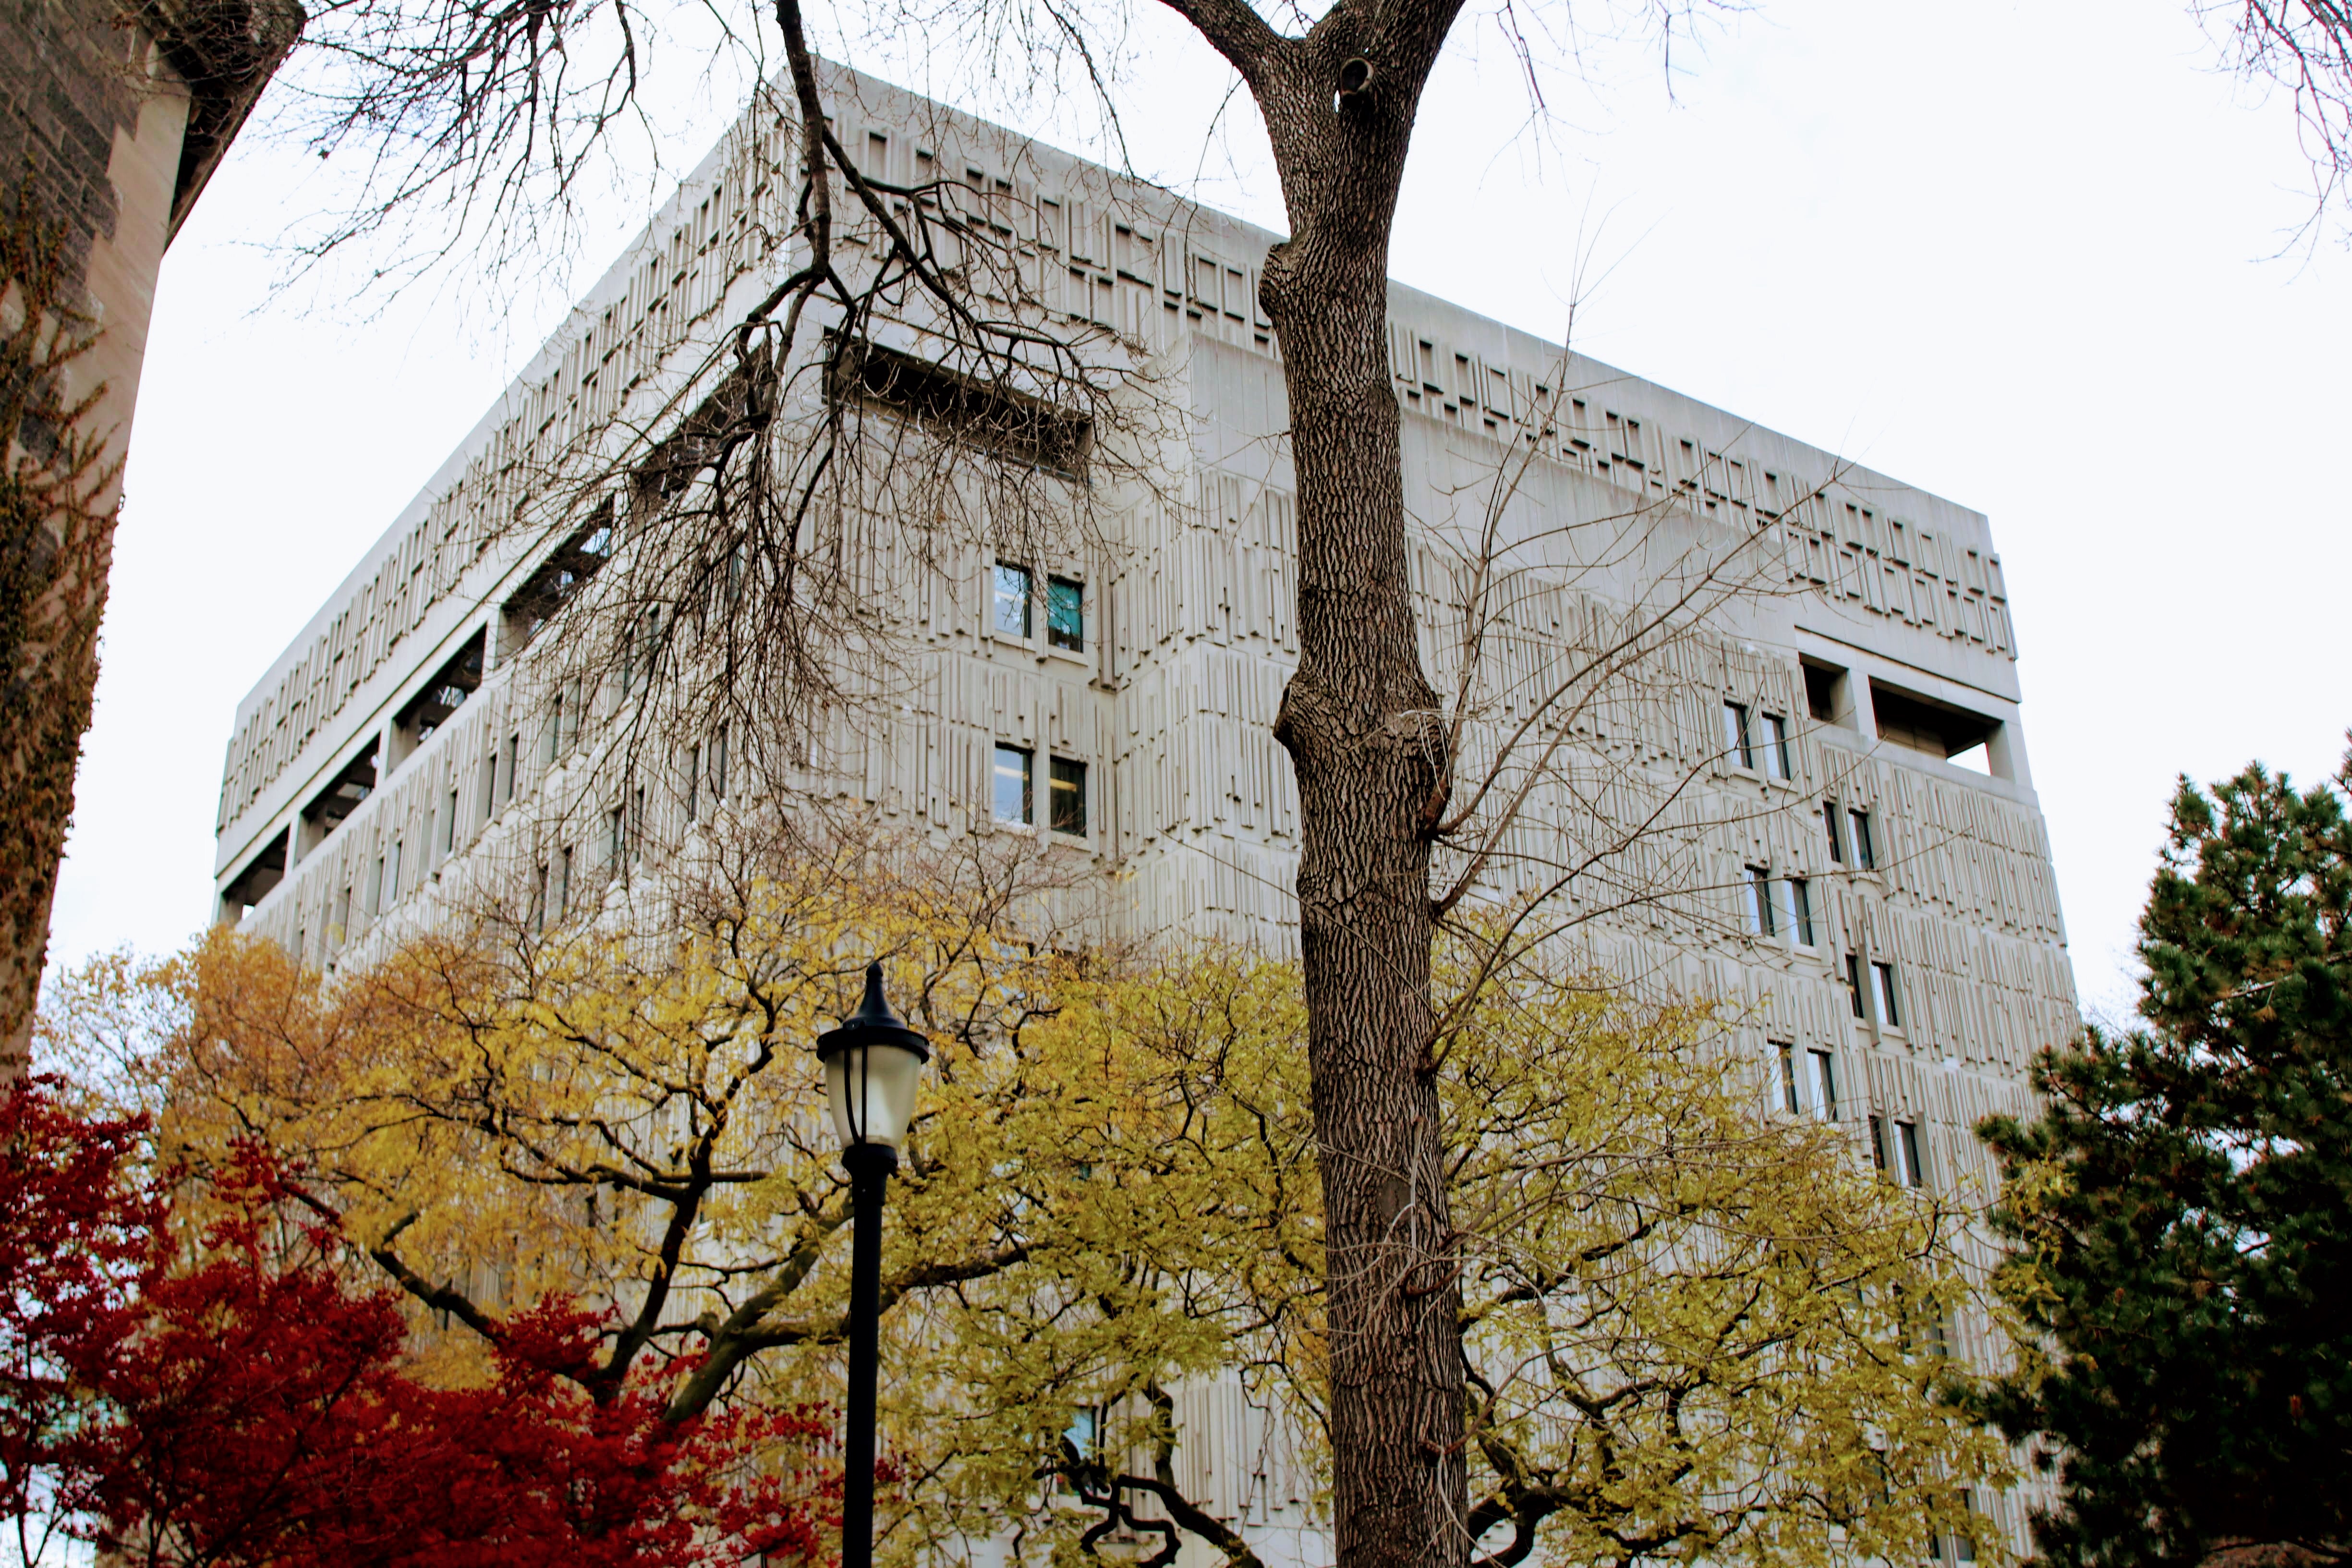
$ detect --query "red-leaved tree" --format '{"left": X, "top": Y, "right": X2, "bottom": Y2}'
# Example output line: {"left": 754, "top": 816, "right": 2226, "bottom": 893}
{"left": 0, "top": 1077, "right": 830, "bottom": 1568}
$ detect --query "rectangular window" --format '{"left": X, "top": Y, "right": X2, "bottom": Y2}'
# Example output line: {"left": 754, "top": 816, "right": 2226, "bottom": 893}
{"left": 1049, "top": 756, "right": 1087, "bottom": 835}
{"left": 543, "top": 693, "right": 563, "bottom": 764}
{"left": 1722, "top": 700, "right": 1753, "bottom": 769}
{"left": 1764, "top": 713, "right": 1792, "bottom": 780}
{"left": 1849, "top": 807, "right": 1876, "bottom": 870}
{"left": 385, "top": 839, "right": 402, "bottom": 907}
{"left": 554, "top": 847, "right": 572, "bottom": 921}
{"left": 442, "top": 789, "right": 458, "bottom": 855}
{"left": 1745, "top": 867, "right": 1773, "bottom": 936}
{"left": 1809, "top": 1048, "right": 1838, "bottom": 1120}
{"left": 1786, "top": 877, "right": 1815, "bottom": 946}
{"left": 994, "top": 744, "right": 1033, "bottom": 824}
{"left": 631, "top": 787, "right": 644, "bottom": 862}
{"left": 1824, "top": 800, "right": 1845, "bottom": 863}
{"left": 532, "top": 863, "right": 548, "bottom": 934}
{"left": 481, "top": 753, "right": 497, "bottom": 822}
{"left": 1047, "top": 576, "right": 1084, "bottom": 652}
{"left": 1777, "top": 1043, "right": 1800, "bottom": 1114}
{"left": 993, "top": 563, "right": 1033, "bottom": 638}
{"left": 1845, "top": 954, "right": 1867, "bottom": 1019}
{"left": 1868, "top": 1114, "right": 1889, "bottom": 1173}
{"left": 504, "top": 733, "right": 520, "bottom": 804}
{"left": 1874, "top": 961, "right": 1902, "bottom": 1028}
{"left": 685, "top": 744, "right": 702, "bottom": 824}
{"left": 1897, "top": 1120, "right": 1927, "bottom": 1188}
{"left": 711, "top": 724, "right": 728, "bottom": 803}
{"left": 606, "top": 806, "right": 624, "bottom": 865}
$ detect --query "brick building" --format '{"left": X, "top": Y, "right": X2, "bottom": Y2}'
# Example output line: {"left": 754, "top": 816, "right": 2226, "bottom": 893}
{"left": 1, "top": 0, "right": 297, "bottom": 1057}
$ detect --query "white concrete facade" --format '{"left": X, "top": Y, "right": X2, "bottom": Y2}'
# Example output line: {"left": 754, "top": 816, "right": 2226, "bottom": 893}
{"left": 208, "top": 65, "right": 2076, "bottom": 1558}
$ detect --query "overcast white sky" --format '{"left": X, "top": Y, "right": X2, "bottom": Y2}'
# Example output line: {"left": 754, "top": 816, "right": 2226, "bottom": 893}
{"left": 48, "top": 0, "right": 2352, "bottom": 1021}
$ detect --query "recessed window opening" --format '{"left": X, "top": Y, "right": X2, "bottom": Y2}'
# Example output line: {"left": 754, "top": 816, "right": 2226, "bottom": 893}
{"left": 1722, "top": 701, "right": 1753, "bottom": 770}
{"left": 1780, "top": 877, "right": 1815, "bottom": 946}
{"left": 1763, "top": 713, "right": 1792, "bottom": 780}
{"left": 1868, "top": 1115, "right": 1889, "bottom": 1173}
{"left": 686, "top": 743, "right": 702, "bottom": 824}
{"left": 1744, "top": 867, "right": 1773, "bottom": 937}
{"left": 1047, "top": 576, "right": 1084, "bottom": 652}
{"left": 994, "top": 744, "right": 1033, "bottom": 825}
{"left": 1823, "top": 800, "right": 1845, "bottom": 863}
{"left": 503, "top": 733, "right": 520, "bottom": 805}
{"left": 1874, "top": 961, "right": 1902, "bottom": 1029}
{"left": 1869, "top": 680, "right": 1999, "bottom": 776}
{"left": 1849, "top": 808, "right": 1876, "bottom": 870}
{"left": 711, "top": 724, "right": 728, "bottom": 803}
{"left": 441, "top": 788, "right": 458, "bottom": 855}
{"left": 994, "top": 563, "right": 1033, "bottom": 637}
{"left": 1803, "top": 661, "right": 1844, "bottom": 726}
{"left": 385, "top": 838, "right": 403, "bottom": 907}
{"left": 1896, "top": 1120, "right": 1927, "bottom": 1188}
{"left": 1809, "top": 1049, "right": 1838, "bottom": 1120}
{"left": 1049, "top": 756, "right": 1087, "bottom": 835}
{"left": 1776, "top": 1043, "right": 1800, "bottom": 1114}
{"left": 397, "top": 630, "right": 487, "bottom": 748}
{"left": 1844, "top": 954, "right": 1867, "bottom": 1020}
{"left": 554, "top": 846, "right": 572, "bottom": 921}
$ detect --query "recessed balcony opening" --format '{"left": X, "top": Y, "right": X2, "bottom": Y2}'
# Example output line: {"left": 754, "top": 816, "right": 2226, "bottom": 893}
{"left": 1869, "top": 681, "right": 2000, "bottom": 775}
{"left": 302, "top": 738, "right": 379, "bottom": 847}
{"left": 397, "top": 628, "right": 487, "bottom": 749}
{"left": 219, "top": 827, "right": 291, "bottom": 920}
{"left": 503, "top": 506, "right": 616, "bottom": 653}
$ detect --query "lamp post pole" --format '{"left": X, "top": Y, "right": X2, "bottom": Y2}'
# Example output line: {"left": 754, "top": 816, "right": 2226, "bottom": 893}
{"left": 840, "top": 1141, "right": 893, "bottom": 1568}
{"left": 815, "top": 962, "right": 930, "bottom": 1568}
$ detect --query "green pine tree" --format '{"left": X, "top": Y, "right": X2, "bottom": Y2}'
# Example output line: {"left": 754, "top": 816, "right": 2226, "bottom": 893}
{"left": 1975, "top": 746, "right": 2352, "bottom": 1568}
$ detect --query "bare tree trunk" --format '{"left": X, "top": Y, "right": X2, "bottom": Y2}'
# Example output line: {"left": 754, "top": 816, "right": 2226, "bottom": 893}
{"left": 1249, "top": 43, "right": 1467, "bottom": 1568}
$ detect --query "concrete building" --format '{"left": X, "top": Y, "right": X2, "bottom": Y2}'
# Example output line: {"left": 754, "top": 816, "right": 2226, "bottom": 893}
{"left": 209, "top": 65, "right": 2078, "bottom": 1558}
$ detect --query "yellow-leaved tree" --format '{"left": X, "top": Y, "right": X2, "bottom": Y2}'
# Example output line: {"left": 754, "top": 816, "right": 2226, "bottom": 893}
{"left": 44, "top": 828, "right": 2009, "bottom": 1568}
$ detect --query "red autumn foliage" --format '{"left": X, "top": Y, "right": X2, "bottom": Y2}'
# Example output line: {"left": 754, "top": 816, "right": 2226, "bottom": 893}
{"left": 0, "top": 1077, "right": 833, "bottom": 1568}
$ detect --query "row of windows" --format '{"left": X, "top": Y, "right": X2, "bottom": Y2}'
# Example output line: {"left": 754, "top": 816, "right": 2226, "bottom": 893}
{"left": 994, "top": 743, "right": 1087, "bottom": 836}
{"left": 1774, "top": 1042, "right": 1931, "bottom": 1188}
{"left": 1722, "top": 700, "right": 1794, "bottom": 781}
{"left": 992, "top": 563, "right": 1084, "bottom": 652}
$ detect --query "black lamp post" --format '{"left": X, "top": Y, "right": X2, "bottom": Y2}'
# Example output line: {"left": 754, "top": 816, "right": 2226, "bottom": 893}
{"left": 815, "top": 963, "right": 931, "bottom": 1568}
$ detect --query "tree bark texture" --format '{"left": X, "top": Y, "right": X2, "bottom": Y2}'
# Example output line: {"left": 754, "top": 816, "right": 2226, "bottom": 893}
{"left": 1221, "top": 20, "right": 1472, "bottom": 1568}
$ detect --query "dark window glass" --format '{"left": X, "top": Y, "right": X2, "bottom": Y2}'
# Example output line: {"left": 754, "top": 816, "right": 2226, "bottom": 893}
{"left": 1898, "top": 1120, "right": 1926, "bottom": 1188}
{"left": 1765, "top": 713, "right": 1792, "bottom": 780}
{"left": 1810, "top": 1048, "right": 1838, "bottom": 1120}
{"left": 1049, "top": 756, "right": 1087, "bottom": 835}
{"left": 1789, "top": 877, "right": 1815, "bottom": 945}
{"left": 1850, "top": 807, "right": 1876, "bottom": 869}
{"left": 1777, "top": 1043, "right": 1800, "bottom": 1114}
{"left": 1746, "top": 867, "right": 1772, "bottom": 935}
{"left": 1824, "top": 800, "right": 1845, "bottom": 862}
{"left": 1868, "top": 1115, "right": 1889, "bottom": 1172}
{"left": 1874, "top": 961, "right": 1902, "bottom": 1028}
{"left": 1722, "top": 700, "right": 1753, "bottom": 769}
{"left": 994, "top": 564, "right": 1033, "bottom": 637}
{"left": 1845, "top": 954, "right": 1867, "bottom": 1019}
{"left": 994, "top": 744, "right": 1033, "bottom": 824}
{"left": 1047, "top": 576, "right": 1083, "bottom": 651}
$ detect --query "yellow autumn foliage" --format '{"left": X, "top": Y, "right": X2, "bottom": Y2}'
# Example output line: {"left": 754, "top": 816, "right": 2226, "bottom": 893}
{"left": 44, "top": 835, "right": 2009, "bottom": 1568}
